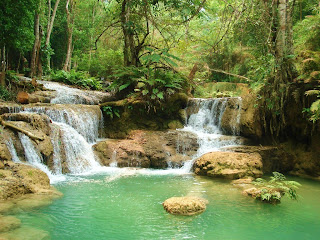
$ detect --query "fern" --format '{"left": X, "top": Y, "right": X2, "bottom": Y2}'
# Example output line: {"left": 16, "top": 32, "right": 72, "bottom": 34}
{"left": 252, "top": 172, "right": 301, "bottom": 203}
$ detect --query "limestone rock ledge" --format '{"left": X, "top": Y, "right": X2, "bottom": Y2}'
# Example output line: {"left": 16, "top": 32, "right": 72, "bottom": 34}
{"left": 0, "top": 162, "right": 58, "bottom": 201}
{"left": 93, "top": 130, "right": 199, "bottom": 169}
{"left": 193, "top": 151, "right": 263, "bottom": 179}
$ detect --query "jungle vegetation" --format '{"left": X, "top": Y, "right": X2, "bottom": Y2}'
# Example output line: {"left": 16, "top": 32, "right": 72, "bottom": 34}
{"left": 0, "top": 0, "right": 320, "bottom": 138}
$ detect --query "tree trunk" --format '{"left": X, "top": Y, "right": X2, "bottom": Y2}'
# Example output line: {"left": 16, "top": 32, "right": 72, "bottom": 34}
{"left": 30, "top": 9, "right": 40, "bottom": 78}
{"left": 0, "top": 46, "right": 6, "bottom": 87}
{"left": 121, "top": 0, "right": 130, "bottom": 66}
{"left": 36, "top": 27, "right": 44, "bottom": 77}
{"left": 120, "top": 0, "right": 140, "bottom": 67}
{"left": 45, "top": 0, "right": 60, "bottom": 70}
{"left": 63, "top": 0, "right": 74, "bottom": 72}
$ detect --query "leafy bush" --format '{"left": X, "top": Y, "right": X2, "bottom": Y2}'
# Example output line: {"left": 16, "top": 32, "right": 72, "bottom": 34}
{"left": 76, "top": 49, "right": 123, "bottom": 78}
{"left": 108, "top": 66, "right": 185, "bottom": 104}
{"left": 50, "top": 70, "right": 103, "bottom": 90}
{"left": 0, "top": 86, "right": 11, "bottom": 101}
{"left": 102, "top": 106, "right": 121, "bottom": 119}
{"left": 251, "top": 172, "right": 301, "bottom": 204}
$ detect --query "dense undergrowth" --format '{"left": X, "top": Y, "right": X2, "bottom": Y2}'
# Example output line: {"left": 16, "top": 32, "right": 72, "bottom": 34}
{"left": 49, "top": 70, "right": 103, "bottom": 90}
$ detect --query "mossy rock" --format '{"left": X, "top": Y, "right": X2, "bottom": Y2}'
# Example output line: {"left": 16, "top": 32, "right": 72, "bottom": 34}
{"left": 163, "top": 196, "right": 208, "bottom": 216}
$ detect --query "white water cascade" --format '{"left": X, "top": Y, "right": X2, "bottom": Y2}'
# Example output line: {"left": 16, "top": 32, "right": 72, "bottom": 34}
{"left": 3, "top": 78, "right": 246, "bottom": 182}
{"left": 180, "top": 97, "right": 243, "bottom": 171}
{"left": 5, "top": 137, "right": 21, "bottom": 163}
{"left": 38, "top": 80, "right": 110, "bottom": 105}
{"left": 18, "top": 133, "right": 55, "bottom": 179}
{"left": 23, "top": 105, "right": 102, "bottom": 143}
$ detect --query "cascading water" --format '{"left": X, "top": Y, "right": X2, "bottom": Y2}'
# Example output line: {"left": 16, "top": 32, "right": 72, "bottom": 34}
{"left": 18, "top": 133, "right": 54, "bottom": 179}
{"left": 180, "top": 97, "right": 243, "bottom": 171}
{"left": 23, "top": 105, "right": 101, "bottom": 143}
{"left": 1, "top": 80, "right": 106, "bottom": 182}
{"left": 38, "top": 80, "right": 110, "bottom": 105}
{"left": 3, "top": 77, "right": 245, "bottom": 182}
{"left": 4, "top": 137, "right": 21, "bottom": 163}
{"left": 52, "top": 121, "right": 100, "bottom": 174}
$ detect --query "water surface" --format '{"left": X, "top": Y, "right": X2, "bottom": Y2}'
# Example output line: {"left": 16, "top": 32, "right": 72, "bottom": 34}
{"left": 8, "top": 173, "right": 320, "bottom": 240}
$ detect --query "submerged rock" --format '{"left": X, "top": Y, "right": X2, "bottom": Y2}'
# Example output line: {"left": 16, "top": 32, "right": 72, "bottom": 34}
{"left": 0, "top": 226, "right": 50, "bottom": 240}
{"left": 0, "top": 215, "right": 21, "bottom": 233}
{"left": 193, "top": 151, "right": 263, "bottom": 179}
{"left": 163, "top": 196, "right": 208, "bottom": 216}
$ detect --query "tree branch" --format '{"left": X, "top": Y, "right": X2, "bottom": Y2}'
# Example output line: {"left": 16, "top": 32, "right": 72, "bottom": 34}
{"left": 182, "top": 0, "right": 207, "bottom": 24}
{"left": 94, "top": 21, "right": 121, "bottom": 50}
{"left": 208, "top": 68, "right": 252, "bottom": 82}
{"left": 0, "top": 118, "right": 44, "bottom": 141}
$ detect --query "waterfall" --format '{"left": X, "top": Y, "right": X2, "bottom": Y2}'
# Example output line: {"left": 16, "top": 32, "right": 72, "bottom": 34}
{"left": 23, "top": 106, "right": 102, "bottom": 143}
{"left": 1, "top": 80, "right": 105, "bottom": 181}
{"left": 5, "top": 137, "right": 21, "bottom": 163}
{"left": 18, "top": 133, "right": 54, "bottom": 178}
{"left": 181, "top": 97, "right": 243, "bottom": 171}
{"left": 39, "top": 80, "right": 109, "bottom": 105}
{"left": 52, "top": 122, "right": 100, "bottom": 174}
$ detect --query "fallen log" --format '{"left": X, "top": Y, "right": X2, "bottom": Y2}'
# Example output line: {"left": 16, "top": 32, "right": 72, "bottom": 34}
{"left": 0, "top": 118, "right": 44, "bottom": 141}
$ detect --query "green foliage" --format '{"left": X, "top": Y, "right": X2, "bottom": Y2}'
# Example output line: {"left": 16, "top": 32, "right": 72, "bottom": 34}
{"left": 193, "top": 82, "right": 243, "bottom": 98}
{"left": 50, "top": 70, "right": 103, "bottom": 90}
{"left": 76, "top": 49, "right": 123, "bottom": 78}
{"left": 253, "top": 172, "right": 301, "bottom": 203}
{"left": 0, "top": 86, "right": 11, "bottom": 101}
{"left": 294, "top": 12, "right": 320, "bottom": 52}
{"left": 108, "top": 66, "right": 184, "bottom": 104}
{"left": 102, "top": 106, "right": 121, "bottom": 119}
{"left": 141, "top": 48, "right": 181, "bottom": 68}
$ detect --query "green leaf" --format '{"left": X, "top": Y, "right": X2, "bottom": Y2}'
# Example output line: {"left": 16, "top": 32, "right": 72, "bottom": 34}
{"left": 157, "top": 92, "right": 164, "bottom": 99}
{"left": 137, "top": 82, "right": 145, "bottom": 88}
{"left": 119, "top": 83, "right": 131, "bottom": 91}
{"left": 162, "top": 56, "right": 178, "bottom": 67}
{"left": 142, "top": 89, "right": 149, "bottom": 95}
{"left": 310, "top": 99, "right": 320, "bottom": 112}
{"left": 151, "top": 54, "right": 161, "bottom": 63}
{"left": 114, "top": 111, "right": 121, "bottom": 118}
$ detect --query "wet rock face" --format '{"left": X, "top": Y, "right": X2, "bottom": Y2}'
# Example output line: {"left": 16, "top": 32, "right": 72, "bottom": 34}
{"left": 163, "top": 196, "right": 208, "bottom": 216}
{"left": 193, "top": 151, "right": 263, "bottom": 179}
{"left": 93, "top": 130, "right": 199, "bottom": 169}
{"left": 0, "top": 162, "right": 50, "bottom": 200}
{"left": 0, "top": 112, "right": 54, "bottom": 168}
{"left": 220, "top": 94, "right": 262, "bottom": 139}
{"left": 224, "top": 145, "right": 294, "bottom": 174}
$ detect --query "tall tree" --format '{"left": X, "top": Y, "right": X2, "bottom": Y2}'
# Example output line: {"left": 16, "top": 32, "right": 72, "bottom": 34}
{"left": 0, "top": 0, "right": 36, "bottom": 85}
{"left": 45, "top": 0, "right": 61, "bottom": 70}
{"left": 63, "top": 0, "right": 75, "bottom": 71}
{"left": 30, "top": 2, "right": 42, "bottom": 78}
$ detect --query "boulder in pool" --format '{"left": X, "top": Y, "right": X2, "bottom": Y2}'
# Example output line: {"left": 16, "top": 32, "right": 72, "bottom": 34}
{"left": 163, "top": 196, "right": 208, "bottom": 216}
{"left": 193, "top": 151, "right": 263, "bottom": 179}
